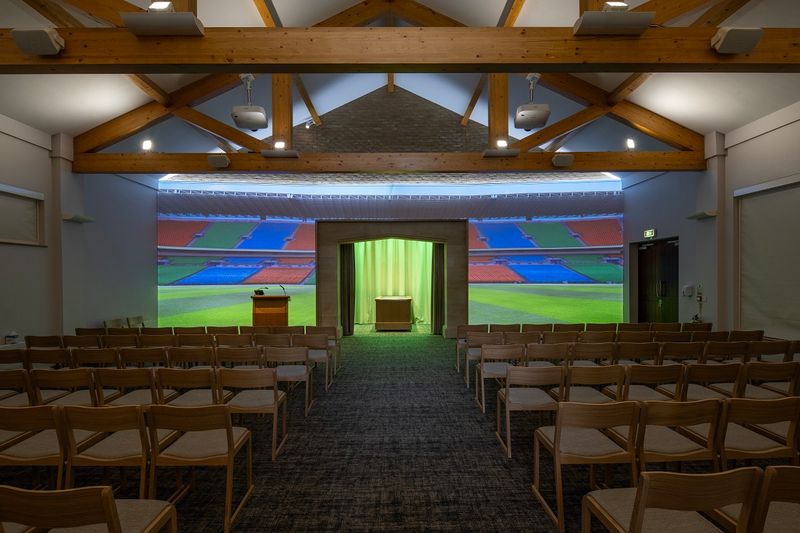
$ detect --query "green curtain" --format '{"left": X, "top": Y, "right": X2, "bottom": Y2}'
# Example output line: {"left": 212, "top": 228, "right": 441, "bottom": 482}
{"left": 354, "top": 238, "right": 432, "bottom": 324}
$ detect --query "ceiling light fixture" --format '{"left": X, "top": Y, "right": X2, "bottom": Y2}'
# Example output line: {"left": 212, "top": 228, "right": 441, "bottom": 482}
{"left": 231, "top": 74, "right": 268, "bottom": 131}
{"left": 148, "top": 1, "right": 174, "bottom": 12}
{"left": 626, "top": 138, "right": 636, "bottom": 150}
{"left": 121, "top": 4, "right": 204, "bottom": 36}
{"left": 10, "top": 28, "right": 65, "bottom": 56}
{"left": 603, "top": 2, "right": 629, "bottom": 12}
{"left": 142, "top": 139, "right": 153, "bottom": 151}
{"left": 496, "top": 139, "right": 508, "bottom": 148}
{"left": 515, "top": 73, "right": 551, "bottom": 131}
{"left": 274, "top": 141, "right": 286, "bottom": 150}
{"left": 573, "top": 9, "right": 654, "bottom": 36}
{"left": 711, "top": 27, "right": 763, "bottom": 54}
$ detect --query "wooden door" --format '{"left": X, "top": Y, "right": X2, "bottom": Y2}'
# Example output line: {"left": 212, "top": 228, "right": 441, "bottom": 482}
{"left": 637, "top": 238, "right": 679, "bottom": 323}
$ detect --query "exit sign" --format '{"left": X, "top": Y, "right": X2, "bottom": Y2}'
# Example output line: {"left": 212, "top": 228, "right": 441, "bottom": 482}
{"left": 643, "top": 228, "right": 657, "bottom": 239}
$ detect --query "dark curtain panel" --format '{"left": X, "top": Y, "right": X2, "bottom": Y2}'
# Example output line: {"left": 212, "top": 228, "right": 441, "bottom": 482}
{"left": 340, "top": 243, "right": 356, "bottom": 336}
{"left": 431, "top": 243, "right": 445, "bottom": 336}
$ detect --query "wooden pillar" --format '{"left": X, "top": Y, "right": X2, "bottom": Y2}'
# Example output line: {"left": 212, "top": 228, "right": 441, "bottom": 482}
{"left": 272, "top": 73, "right": 293, "bottom": 149}
{"left": 488, "top": 73, "right": 508, "bottom": 148}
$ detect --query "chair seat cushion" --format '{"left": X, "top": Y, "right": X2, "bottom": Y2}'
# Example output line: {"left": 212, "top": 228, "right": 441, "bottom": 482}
{"left": 78, "top": 430, "right": 146, "bottom": 460}
{"left": 684, "top": 384, "right": 728, "bottom": 401}
{"left": 1, "top": 429, "right": 95, "bottom": 459}
{"left": 715, "top": 382, "right": 783, "bottom": 399}
{"left": 625, "top": 385, "right": 672, "bottom": 401}
{"left": 499, "top": 387, "right": 557, "bottom": 409}
{"left": 0, "top": 393, "right": 30, "bottom": 407}
{"left": 39, "top": 389, "right": 69, "bottom": 402}
{"left": 168, "top": 389, "right": 216, "bottom": 406}
{"left": 526, "top": 361, "right": 555, "bottom": 367}
{"left": 637, "top": 425, "right": 705, "bottom": 456}
{"left": 0, "top": 390, "right": 15, "bottom": 400}
{"left": 586, "top": 487, "right": 723, "bottom": 532}
{"left": 161, "top": 427, "right": 249, "bottom": 460}
{"left": 538, "top": 426, "right": 626, "bottom": 457}
{"left": 45, "top": 390, "right": 94, "bottom": 407}
{"left": 754, "top": 421, "right": 790, "bottom": 441}
{"left": 688, "top": 423, "right": 782, "bottom": 452}
{"left": 566, "top": 386, "right": 615, "bottom": 404}
{"left": 276, "top": 365, "right": 308, "bottom": 380}
{"left": 0, "top": 430, "right": 24, "bottom": 448}
{"left": 308, "top": 349, "right": 328, "bottom": 362}
{"left": 228, "top": 389, "right": 285, "bottom": 410}
{"left": 109, "top": 389, "right": 155, "bottom": 406}
{"left": 763, "top": 381, "right": 791, "bottom": 393}
{"left": 571, "top": 360, "right": 599, "bottom": 367}
{"left": 720, "top": 502, "right": 800, "bottom": 533}
{"left": 48, "top": 498, "right": 173, "bottom": 533}
{"left": 480, "top": 362, "right": 511, "bottom": 378}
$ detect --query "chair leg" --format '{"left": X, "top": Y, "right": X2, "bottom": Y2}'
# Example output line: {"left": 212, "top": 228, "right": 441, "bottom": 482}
{"left": 555, "top": 464, "right": 565, "bottom": 533}
{"left": 581, "top": 497, "right": 592, "bottom": 533}
{"left": 224, "top": 459, "right": 234, "bottom": 533}
{"left": 455, "top": 345, "right": 460, "bottom": 372}
{"left": 271, "top": 408, "right": 279, "bottom": 461}
{"left": 148, "top": 461, "right": 157, "bottom": 499}
{"left": 505, "top": 405, "right": 512, "bottom": 458}
{"left": 465, "top": 358, "right": 471, "bottom": 389}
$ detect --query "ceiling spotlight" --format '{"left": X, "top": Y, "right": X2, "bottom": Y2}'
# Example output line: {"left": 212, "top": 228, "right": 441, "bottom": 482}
{"left": 274, "top": 141, "right": 286, "bottom": 150}
{"left": 603, "top": 2, "right": 629, "bottom": 12}
{"left": 496, "top": 139, "right": 508, "bottom": 149}
{"left": 148, "top": 1, "right": 174, "bottom": 12}
{"left": 10, "top": 28, "right": 65, "bottom": 56}
{"left": 305, "top": 122, "right": 311, "bottom": 129}
{"left": 711, "top": 27, "right": 763, "bottom": 54}
{"left": 626, "top": 138, "right": 636, "bottom": 150}
{"left": 142, "top": 139, "right": 153, "bottom": 151}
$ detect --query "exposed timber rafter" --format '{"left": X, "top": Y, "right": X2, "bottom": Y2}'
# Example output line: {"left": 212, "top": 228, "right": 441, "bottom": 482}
{"left": 60, "top": 0, "right": 143, "bottom": 27}
{"left": 511, "top": 105, "right": 610, "bottom": 152}
{"left": 172, "top": 107, "right": 269, "bottom": 153}
{"left": 72, "top": 151, "right": 706, "bottom": 174}
{"left": 632, "top": 0, "right": 713, "bottom": 25}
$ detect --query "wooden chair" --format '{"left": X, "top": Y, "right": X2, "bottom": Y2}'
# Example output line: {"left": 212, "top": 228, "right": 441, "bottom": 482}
{"left": 173, "top": 326, "right": 205, "bottom": 334}
{"left": 306, "top": 326, "right": 341, "bottom": 373}
{"left": 254, "top": 333, "right": 292, "bottom": 349}
{"left": 496, "top": 365, "right": 563, "bottom": 458}
{"left": 658, "top": 363, "right": 742, "bottom": 401}
{"left": 215, "top": 334, "right": 254, "bottom": 348}
{"left": 139, "top": 334, "right": 178, "bottom": 348}
{"left": 570, "top": 343, "right": 616, "bottom": 367}
{"left": 31, "top": 368, "right": 103, "bottom": 406}
{"left": 0, "top": 405, "right": 68, "bottom": 488}
{"left": 747, "top": 340, "right": 791, "bottom": 363}
{"left": 102, "top": 335, "right": 139, "bottom": 349}
{"left": 533, "top": 401, "right": 639, "bottom": 533}
{"left": 585, "top": 323, "right": 617, "bottom": 332}
{"left": 26, "top": 348, "right": 72, "bottom": 370}
{"left": 0, "top": 349, "right": 26, "bottom": 370}
{"left": 474, "top": 343, "right": 523, "bottom": 413}
{"left": 140, "top": 326, "right": 174, "bottom": 335}
{"left": 272, "top": 326, "right": 305, "bottom": 335}
{"left": 71, "top": 347, "right": 120, "bottom": 368}
{"left": 614, "top": 342, "right": 660, "bottom": 365}
{"left": 634, "top": 399, "right": 721, "bottom": 472}
{"left": 682, "top": 322, "right": 713, "bottom": 332}
{"left": 692, "top": 331, "right": 730, "bottom": 342}
{"left": 580, "top": 331, "right": 616, "bottom": 344}
{"left": 126, "top": 315, "right": 145, "bottom": 329}
{"left": 728, "top": 329, "right": 764, "bottom": 342}
{"left": 745, "top": 465, "right": 800, "bottom": 533}
{"left": 107, "top": 327, "right": 135, "bottom": 336}
{"left": 717, "top": 397, "right": 800, "bottom": 468}
{"left": 206, "top": 326, "right": 239, "bottom": 335}
{"left": 582, "top": 467, "right": 761, "bottom": 533}
{"left": 542, "top": 331, "right": 580, "bottom": 344}
{"left": 24, "top": 335, "right": 63, "bottom": 349}
{"left": 177, "top": 334, "right": 215, "bottom": 348}
{"left": 104, "top": 318, "right": 126, "bottom": 329}
{"left": 615, "top": 364, "right": 682, "bottom": 401}
{"left": 651, "top": 331, "right": 692, "bottom": 343}
{"left": 119, "top": 347, "right": 169, "bottom": 368}
{"left": 0, "top": 484, "right": 177, "bottom": 532}
{"left": 617, "top": 323, "right": 650, "bottom": 332}
{"left": 292, "top": 333, "right": 333, "bottom": 391}
{"left": 62, "top": 335, "right": 102, "bottom": 349}
{"left": 148, "top": 405, "right": 253, "bottom": 533}
{"left": 156, "top": 368, "right": 221, "bottom": 406}
{"left": 217, "top": 368, "right": 287, "bottom": 461}
{"left": 0, "top": 369, "right": 33, "bottom": 408}
{"left": 650, "top": 322, "right": 681, "bottom": 332}
{"left": 714, "top": 361, "right": 800, "bottom": 399}
{"left": 463, "top": 331, "right": 504, "bottom": 389}
{"left": 553, "top": 323, "right": 584, "bottom": 332}
{"left": 615, "top": 331, "right": 652, "bottom": 344}
{"left": 94, "top": 368, "right": 159, "bottom": 406}
{"left": 489, "top": 323, "right": 520, "bottom": 333}
{"left": 168, "top": 346, "right": 215, "bottom": 368}
{"left": 75, "top": 327, "right": 107, "bottom": 336}
{"left": 503, "top": 331, "right": 540, "bottom": 347}
{"left": 558, "top": 365, "right": 625, "bottom": 403}
{"left": 263, "top": 347, "right": 313, "bottom": 417}
{"left": 239, "top": 325, "right": 272, "bottom": 335}
{"left": 521, "top": 323, "right": 553, "bottom": 333}
{"left": 526, "top": 342, "right": 570, "bottom": 367}
{"left": 656, "top": 341, "right": 705, "bottom": 366}
{"left": 61, "top": 405, "right": 150, "bottom": 498}
{"left": 455, "top": 324, "right": 488, "bottom": 372}
{"left": 216, "top": 347, "right": 262, "bottom": 369}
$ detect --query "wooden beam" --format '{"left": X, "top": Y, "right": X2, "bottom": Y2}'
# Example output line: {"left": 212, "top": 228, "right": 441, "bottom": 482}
{"left": 272, "top": 73, "right": 293, "bottom": 149}
{"left": 185, "top": 123, "right": 237, "bottom": 153}
{"left": 390, "top": 0, "right": 462, "bottom": 27}
{"left": 293, "top": 74, "right": 321, "bottom": 125}
{"left": 488, "top": 74, "right": 508, "bottom": 148}
{"left": 74, "top": 73, "right": 241, "bottom": 153}
{"left": 4, "top": 27, "right": 797, "bottom": 74}
{"left": 544, "top": 129, "right": 582, "bottom": 152}
{"left": 72, "top": 150, "right": 707, "bottom": 174}
{"left": 633, "top": 0, "right": 713, "bottom": 25}
{"left": 172, "top": 107, "right": 269, "bottom": 153}
{"left": 501, "top": 0, "right": 527, "bottom": 26}
{"left": 60, "top": 0, "right": 143, "bottom": 27}
{"left": 579, "top": 0, "right": 605, "bottom": 14}
{"left": 460, "top": 73, "right": 486, "bottom": 126}
{"left": 22, "top": 0, "right": 83, "bottom": 28}
{"left": 252, "top": 0, "right": 278, "bottom": 27}
{"left": 511, "top": 105, "right": 609, "bottom": 152}
{"left": 692, "top": 0, "right": 752, "bottom": 28}
{"left": 316, "top": 0, "right": 390, "bottom": 27}
{"left": 124, "top": 74, "right": 170, "bottom": 105}
{"left": 387, "top": 72, "right": 395, "bottom": 92}
{"left": 611, "top": 100, "right": 703, "bottom": 151}
{"left": 607, "top": 73, "right": 653, "bottom": 104}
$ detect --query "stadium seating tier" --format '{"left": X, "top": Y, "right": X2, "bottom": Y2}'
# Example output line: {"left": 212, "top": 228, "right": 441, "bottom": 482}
{"left": 509, "top": 264, "right": 592, "bottom": 283}
{"left": 157, "top": 220, "right": 207, "bottom": 247}
{"left": 245, "top": 267, "right": 314, "bottom": 284}
{"left": 566, "top": 218, "right": 623, "bottom": 246}
{"left": 468, "top": 265, "right": 525, "bottom": 283}
{"left": 517, "top": 222, "right": 582, "bottom": 248}
{"left": 190, "top": 221, "right": 258, "bottom": 249}
{"left": 237, "top": 222, "right": 300, "bottom": 250}
{"left": 473, "top": 223, "right": 534, "bottom": 249}
{"left": 284, "top": 224, "right": 316, "bottom": 250}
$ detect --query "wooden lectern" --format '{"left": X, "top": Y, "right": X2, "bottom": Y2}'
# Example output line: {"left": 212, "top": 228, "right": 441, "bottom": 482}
{"left": 251, "top": 295, "right": 290, "bottom": 326}
{"left": 375, "top": 296, "right": 412, "bottom": 331}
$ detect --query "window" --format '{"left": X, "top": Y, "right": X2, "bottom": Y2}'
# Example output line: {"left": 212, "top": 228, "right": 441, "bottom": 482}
{"left": 0, "top": 183, "right": 44, "bottom": 246}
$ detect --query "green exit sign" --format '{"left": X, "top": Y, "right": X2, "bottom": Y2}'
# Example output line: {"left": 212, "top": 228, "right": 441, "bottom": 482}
{"left": 643, "top": 228, "right": 657, "bottom": 239}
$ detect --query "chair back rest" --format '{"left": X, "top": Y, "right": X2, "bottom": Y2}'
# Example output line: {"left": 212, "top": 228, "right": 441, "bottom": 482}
{"left": 156, "top": 367, "right": 215, "bottom": 391}
{"left": 206, "top": 326, "right": 238, "bottom": 335}
{"left": 521, "top": 323, "right": 553, "bottom": 333}
{"left": 0, "top": 484, "right": 123, "bottom": 533}
{"left": 140, "top": 327, "right": 173, "bottom": 335}
{"left": 728, "top": 329, "right": 764, "bottom": 342}
{"left": 616, "top": 342, "right": 660, "bottom": 362}
{"left": 75, "top": 328, "right": 106, "bottom": 336}
{"left": 139, "top": 334, "right": 178, "bottom": 348}
{"left": 71, "top": 348, "right": 119, "bottom": 368}
{"left": 489, "top": 323, "right": 520, "bottom": 333}
{"left": 306, "top": 326, "right": 337, "bottom": 339}
{"left": 104, "top": 319, "right": 125, "bottom": 329}
{"left": 650, "top": 322, "right": 681, "bottom": 332}
{"left": 272, "top": 326, "right": 305, "bottom": 335}
{"left": 254, "top": 333, "right": 292, "bottom": 348}
{"left": 31, "top": 367, "right": 93, "bottom": 391}
{"left": 507, "top": 365, "right": 564, "bottom": 388}
{"left": 178, "top": 334, "right": 215, "bottom": 347}
{"left": 652, "top": 331, "right": 692, "bottom": 342}
{"left": 0, "top": 369, "right": 32, "bottom": 403}
{"left": 148, "top": 404, "right": 232, "bottom": 435}
{"left": 579, "top": 331, "right": 615, "bottom": 343}
{"left": 526, "top": 342, "right": 570, "bottom": 364}
{"left": 62, "top": 335, "right": 102, "bottom": 349}
{"left": 216, "top": 347, "right": 261, "bottom": 367}
{"left": 659, "top": 342, "right": 704, "bottom": 362}
{"left": 553, "top": 323, "right": 584, "bottom": 332}
{"left": 556, "top": 400, "right": 638, "bottom": 431}
{"left": 629, "top": 468, "right": 761, "bottom": 533}
{"left": 93, "top": 368, "right": 155, "bottom": 393}
{"left": 168, "top": 346, "right": 215, "bottom": 367}
{"left": 239, "top": 326, "right": 273, "bottom": 335}
{"left": 585, "top": 323, "right": 617, "bottom": 332}
{"left": 503, "top": 332, "right": 540, "bottom": 346}
{"left": 263, "top": 346, "right": 308, "bottom": 364}
{"left": 215, "top": 334, "right": 253, "bottom": 347}
{"left": 754, "top": 466, "right": 800, "bottom": 531}
{"left": 292, "top": 333, "right": 328, "bottom": 350}
{"left": 617, "top": 323, "right": 650, "bottom": 332}
{"left": 465, "top": 331, "right": 504, "bottom": 348}
{"left": 102, "top": 335, "right": 139, "bottom": 349}
{"left": 106, "top": 327, "right": 134, "bottom": 336}
{"left": 126, "top": 316, "right": 145, "bottom": 328}
{"left": 571, "top": 342, "right": 615, "bottom": 362}
{"left": 724, "top": 397, "right": 800, "bottom": 428}
{"left": 683, "top": 363, "right": 742, "bottom": 386}
{"left": 26, "top": 348, "right": 72, "bottom": 369}
{"left": 703, "top": 341, "right": 749, "bottom": 362}
{"left": 0, "top": 404, "right": 58, "bottom": 432}
{"left": 0, "top": 349, "right": 26, "bottom": 369}
{"left": 174, "top": 326, "right": 206, "bottom": 334}
{"left": 542, "top": 331, "right": 579, "bottom": 344}
{"left": 744, "top": 361, "right": 799, "bottom": 393}
{"left": 616, "top": 331, "right": 653, "bottom": 343}
{"left": 62, "top": 404, "right": 145, "bottom": 436}
{"left": 119, "top": 347, "right": 169, "bottom": 368}
{"left": 692, "top": 331, "right": 730, "bottom": 342}
{"left": 567, "top": 364, "right": 625, "bottom": 388}
{"left": 626, "top": 363, "right": 683, "bottom": 386}
{"left": 480, "top": 343, "right": 523, "bottom": 363}
{"left": 681, "top": 322, "right": 713, "bottom": 332}
{"left": 25, "top": 335, "right": 63, "bottom": 349}
{"left": 747, "top": 340, "right": 791, "bottom": 362}
{"left": 217, "top": 367, "right": 277, "bottom": 390}
{"left": 640, "top": 398, "right": 721, "bottom": 428}
{"left": 456, "top": 324, "right": 488, "bottom": 338}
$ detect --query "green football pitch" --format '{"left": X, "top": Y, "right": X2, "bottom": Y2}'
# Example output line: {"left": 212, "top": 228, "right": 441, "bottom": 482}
{"left": 158, "top": 284, "right": 623, "bottom": 327}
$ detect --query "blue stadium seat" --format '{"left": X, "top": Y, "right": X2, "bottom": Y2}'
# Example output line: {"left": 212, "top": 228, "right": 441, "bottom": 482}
{"left": 473, "top": 223, "right": 535, "bottom": 249}
{"left": 509, "top": 264, "right": 592, "bottom": 283}
{"left": 237, "top": 222, "right": 298, "bottom": 250}
{"left": 224, "top": 257, "right": 267, "bottom": 264}
{"left": 176, "top": 266, "right": 262, "bottom": 285}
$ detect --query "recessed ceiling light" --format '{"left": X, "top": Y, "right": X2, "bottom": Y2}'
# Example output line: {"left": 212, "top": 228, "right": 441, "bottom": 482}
{"left": 274, "top": 141, "right": 286, "bottom": 150}
{"left": 626, "top": 138, "right": 636, "bottom": 150}
{"left": 496, "top": 139, "right": 508, "bottom": 148}
{"left": 142, "top": 139, "right": 153, "bottom": 151}
{"left": 148, "top": 1, "right": 174, "bottom": 12}
{"left": 603, "top": 1, "right": 628, "bottom": 12}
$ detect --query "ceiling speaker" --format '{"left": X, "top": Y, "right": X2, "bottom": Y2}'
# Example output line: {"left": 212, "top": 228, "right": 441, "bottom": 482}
{"left": 207, "top": 154, "right": 231, "bottom": 169}
{"left": 551, "top": 153, "right": 575, "bottom": 168}
{"left": 11, "top": 28, "right": 65, "bottom": 55}
{"left": 711, "top": 27, "right": 763, "bottom": 54}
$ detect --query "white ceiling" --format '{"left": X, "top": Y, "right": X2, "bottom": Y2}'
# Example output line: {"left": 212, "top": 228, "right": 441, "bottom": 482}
{"left": 0, "top": 0, "right": 798, "bottom": 140}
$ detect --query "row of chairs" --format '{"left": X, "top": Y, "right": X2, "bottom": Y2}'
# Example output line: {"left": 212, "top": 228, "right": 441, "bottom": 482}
{"left": 78, "top": 324, "right": 329, "bottom": 336}
{"left": 583, "top": 465, "right": 799, "bottom": 533}
{"left": 103, "top": 315, "right": 145, "bottom": 329}
{"left": 491, "top": 362, "right": 799, "bottom": 456}
{"left": 457, "top": 322, "right": 716, "bottom": 335}
{"left": 529, "top": 399, "right": 800, "bottom": 532}
{"left": 0, "top": 403, "right": 254, "bottom": 532}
